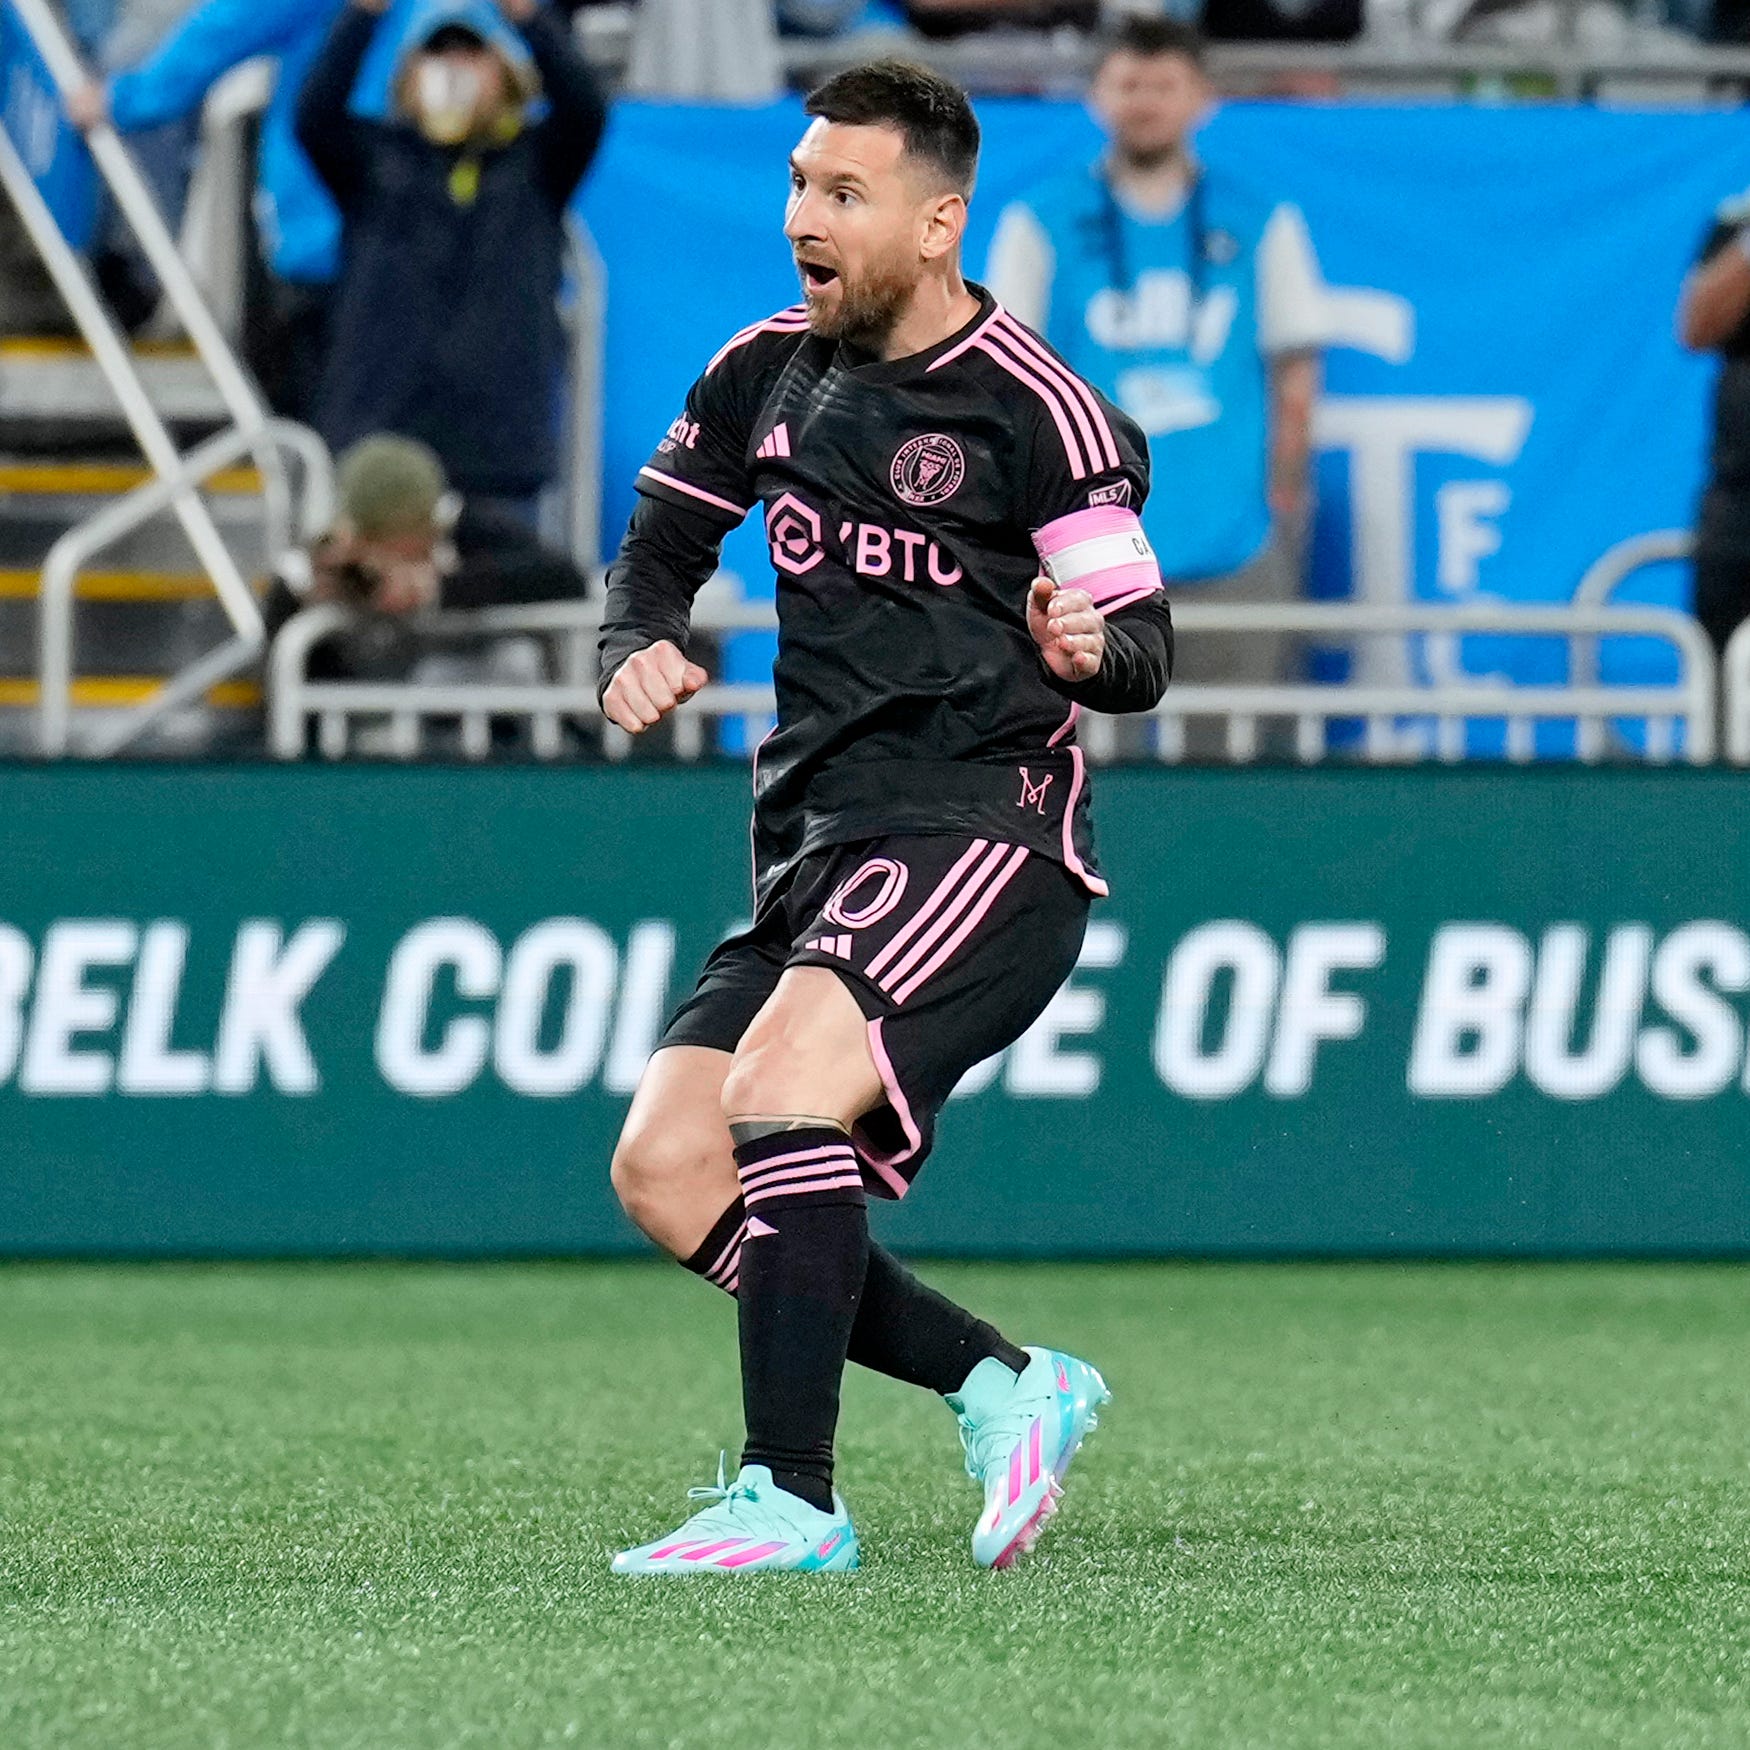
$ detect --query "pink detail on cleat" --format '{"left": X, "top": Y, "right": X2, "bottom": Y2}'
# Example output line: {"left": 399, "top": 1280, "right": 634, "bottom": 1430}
{"left": 1028, "top": 1418, "right": 1043, "bottom": 1485}
{"left": 681, "top": 1540, "right": 745, "bottom": 1562}
{"left": 649, "top": 1540, "right": 707, "bottom": 1560}
{"left": 991, "top": 1481, "right": 1063, "bottom": 1570}
{"left": 1054, "top": 1359, "right": 1070, "bottom": 1392}
{"left": 817, "top": 1529, "right": 847, "bottom": 1560}
{"left": 715, "top": 1541, "right": 787, "bottom": 1568}
{"left": 1007, "top": 1441, "right": 1025, "bottom": 1505}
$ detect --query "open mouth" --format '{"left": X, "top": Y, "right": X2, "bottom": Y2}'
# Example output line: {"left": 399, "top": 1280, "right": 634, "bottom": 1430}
{"left": 798, "top": 260, "right": 840, "bottom": 292}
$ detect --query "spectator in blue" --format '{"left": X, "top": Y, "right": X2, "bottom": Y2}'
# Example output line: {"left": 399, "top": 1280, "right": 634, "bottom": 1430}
{"left": 986, "top": 17, "right": 1328, "bottom": 708}
{"left": 66, "top": 0, "right": 411, "bottom": 415}
{"left": 65, "top": 1, "right": 608, "bottom": 403}
{"left": 296, "top": 0, "right": 604, "bottom": 526}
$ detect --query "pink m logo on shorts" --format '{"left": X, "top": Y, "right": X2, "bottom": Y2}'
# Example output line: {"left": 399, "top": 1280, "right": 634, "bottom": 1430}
{"left": 1017, "top": 768, "right": 1053, "bottom": 814}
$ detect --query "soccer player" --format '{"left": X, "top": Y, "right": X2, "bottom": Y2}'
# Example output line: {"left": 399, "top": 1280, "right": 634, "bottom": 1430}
{"left": 599, "top": 61, "right": 1172, "bottom": 1575}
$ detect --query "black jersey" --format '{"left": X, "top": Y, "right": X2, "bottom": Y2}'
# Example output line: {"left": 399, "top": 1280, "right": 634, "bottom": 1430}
{"left": 601, "top": 285, "right": 1173, "bottom": 915}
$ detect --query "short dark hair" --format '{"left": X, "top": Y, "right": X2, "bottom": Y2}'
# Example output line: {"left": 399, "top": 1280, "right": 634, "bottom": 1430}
{"left": 804, "top": 60, "right": 981, "bottom": 197}
{"left": 1098, "top": 16, "right": 1206, "bottom": 69}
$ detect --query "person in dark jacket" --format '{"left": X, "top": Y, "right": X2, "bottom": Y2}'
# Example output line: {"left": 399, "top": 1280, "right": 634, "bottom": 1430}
{"left": 295, "top": 0, "right": 605, "bottom": 524}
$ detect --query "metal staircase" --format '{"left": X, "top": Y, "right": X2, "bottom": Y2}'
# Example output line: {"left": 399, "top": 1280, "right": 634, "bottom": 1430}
{"left": 0, "top": 0, "right": 331, "bottom": 758}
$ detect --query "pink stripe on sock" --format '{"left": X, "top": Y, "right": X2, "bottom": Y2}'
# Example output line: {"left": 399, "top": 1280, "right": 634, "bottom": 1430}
{"left": 744, "top": 1173, "right": 865, "bottom": 1207}
{"left": 891, "top": 845, "right": 1030, "bottom": 1005}
{"left": 706, "top": 1221, "right": 747, "bottom": 1283}
{"left": 1007, "top": 1441, "right": 1025, "bottom": 1505}
{"left": 715, "top": 1540, "right": 788, "bottom": 1568}
{"left": 1028, "top": 1417, "right": 1043, "bottom": 1485}
{"left": 740, "top": 1157, "right": 858, "bottom": 1195}
{"left": 738, "top": 1144, "right": 857, "bottom": 1179}
{"left": 742, "top": 1161, "right": 862, "bottom": 1194}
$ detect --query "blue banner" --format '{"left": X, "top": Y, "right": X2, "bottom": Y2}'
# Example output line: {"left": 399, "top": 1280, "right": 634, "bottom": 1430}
{"left": 580, "top": 102, "right": 1750, "bottom": 744}
{"left": 0, "top": 0, "right": 97, "bottom": 248}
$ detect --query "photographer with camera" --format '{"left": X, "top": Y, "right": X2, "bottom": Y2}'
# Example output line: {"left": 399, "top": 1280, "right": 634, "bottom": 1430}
{"left": 263, "top": 434, "right": 586, "bottom": 686}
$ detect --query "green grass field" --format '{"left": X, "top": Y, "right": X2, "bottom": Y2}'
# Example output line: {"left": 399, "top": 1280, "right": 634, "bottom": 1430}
{"left": 3, "top": 1261, "right": 1749, "bottom": 1749}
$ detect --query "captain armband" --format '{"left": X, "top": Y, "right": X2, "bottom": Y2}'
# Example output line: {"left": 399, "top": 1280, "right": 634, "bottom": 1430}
{"left": 1031, "top": 505, "right": 1164, "bottom": 617}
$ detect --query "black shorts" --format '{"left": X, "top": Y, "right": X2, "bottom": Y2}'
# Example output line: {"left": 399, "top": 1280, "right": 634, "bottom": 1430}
{"left": 662, "top": 835, "right": 1090, "bottom": 1197}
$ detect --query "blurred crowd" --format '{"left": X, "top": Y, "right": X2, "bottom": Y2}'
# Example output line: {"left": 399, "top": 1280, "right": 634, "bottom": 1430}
{"left": 3, "top": 0, "right": 1750, "bottom": 757}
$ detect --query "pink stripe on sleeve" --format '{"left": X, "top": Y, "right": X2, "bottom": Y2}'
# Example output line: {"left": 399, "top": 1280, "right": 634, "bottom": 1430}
{"left": 638, "top": 466, "right": 751, "bottom": 519}
{"left": 973, "top": 338, "right": 1089, "bottom": 481}
{"left": 995, "top": 316, "right": 1121, "bottom": 471}
{"left": 991, "top": 320, "right": 1107, "bottom": 477}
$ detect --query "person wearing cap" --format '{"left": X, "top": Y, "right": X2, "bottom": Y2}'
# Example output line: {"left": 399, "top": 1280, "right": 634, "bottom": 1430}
{"left": 295, "top": 0, "right": 605, "bottom": 526}
{"left": 262, "top": 433, "right": 586, "bottom": 686}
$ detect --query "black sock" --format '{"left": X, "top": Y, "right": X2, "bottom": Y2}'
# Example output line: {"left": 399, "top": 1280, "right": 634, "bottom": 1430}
{"left": 685, "top": 1199, "right": 1026, "bottom": 1394}
{"left": 853, "top": 1246, "right": 1028, "bottom": 1392}
{"left": 730, "top": 1126, "right": 868, "bottom": 1515}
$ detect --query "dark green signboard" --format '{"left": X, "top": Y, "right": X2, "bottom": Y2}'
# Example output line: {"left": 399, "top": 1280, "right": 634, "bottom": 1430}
{"left": 1, "top": 764, "right": 1746, "bottom": 1256}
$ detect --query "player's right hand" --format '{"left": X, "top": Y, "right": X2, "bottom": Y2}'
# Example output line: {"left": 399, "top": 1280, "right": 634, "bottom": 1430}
{"left": 601, "top": 640, "right": 707, "bottom": 733}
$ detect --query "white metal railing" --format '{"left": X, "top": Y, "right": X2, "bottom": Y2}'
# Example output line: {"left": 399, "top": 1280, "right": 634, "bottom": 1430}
{"left": 266, "top": 594, "right": 1718, "bottom": 766}
{"left": 1567, "top": 530, "right": 1695, "bottom": 761}
{"left": 43, "top": 418, "right": 333, "bottom": 758}
{"left": 1725, "top": 619, "right": 1750, "bottom": 764}
{"left": 1, "top": 0, "right": 333, "bottom": 754}
{"left": 1144, "top": 599, "right": 1715, "bottom": 765}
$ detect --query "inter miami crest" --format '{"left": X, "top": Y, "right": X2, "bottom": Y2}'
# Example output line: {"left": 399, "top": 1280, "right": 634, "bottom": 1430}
{"left": 891, "top": 433, "right": 966, "bottom": 507}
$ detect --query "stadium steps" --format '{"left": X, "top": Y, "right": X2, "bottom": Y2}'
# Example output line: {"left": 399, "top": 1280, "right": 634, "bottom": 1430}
{"left": 0, "top": 333, "right": 274, "bottom": 753}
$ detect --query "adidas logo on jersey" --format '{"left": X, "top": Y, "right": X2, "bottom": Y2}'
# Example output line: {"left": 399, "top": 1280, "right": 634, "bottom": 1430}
{"left": 756, "top": 423, "right": 791, "bottom": 460}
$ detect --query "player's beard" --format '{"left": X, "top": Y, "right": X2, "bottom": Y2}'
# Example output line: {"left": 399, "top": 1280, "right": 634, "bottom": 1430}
{"left": 805, "top": 255, "right": 920, "bottom": 351}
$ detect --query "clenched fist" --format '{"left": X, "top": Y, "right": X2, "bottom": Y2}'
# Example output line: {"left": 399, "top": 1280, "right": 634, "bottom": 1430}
{"left": 601, "top": 640, "right": 708, "bottom": 732}
{"left": 1027, "top": 577, "right": 1104, "bottom": 683}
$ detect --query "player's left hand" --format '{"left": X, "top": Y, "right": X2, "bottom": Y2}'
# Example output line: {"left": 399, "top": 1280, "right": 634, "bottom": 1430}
{"left": 1027, "top": 577, "right": 1103, "bottom": 683}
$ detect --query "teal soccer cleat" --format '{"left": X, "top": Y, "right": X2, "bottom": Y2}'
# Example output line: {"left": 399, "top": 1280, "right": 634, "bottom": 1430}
{"left": 948, "top": 1346, "right": 1111, "bottom": 1570}
{"left": 611, "top": 1458, "right": 859, "bottom": 1575}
